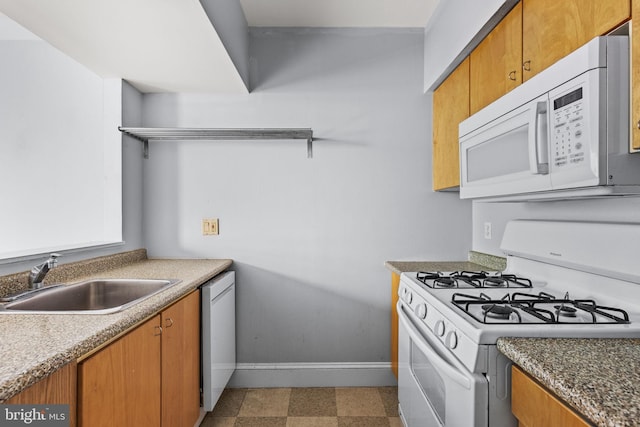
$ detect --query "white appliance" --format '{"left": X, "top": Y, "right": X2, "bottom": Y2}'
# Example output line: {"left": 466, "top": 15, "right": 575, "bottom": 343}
{"left": 397, "top": 220, "right": 640, "bottom": 426}
{"left": 201, "top": 271, "right": 236, "bottom": 411}
{"left": 459, "top": 35, "right": 640, "bottom": 201}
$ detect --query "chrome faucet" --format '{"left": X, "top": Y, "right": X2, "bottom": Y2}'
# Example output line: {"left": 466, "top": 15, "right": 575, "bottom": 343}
{"left": 28, "top": 253, "right": 61, "bottom": 289}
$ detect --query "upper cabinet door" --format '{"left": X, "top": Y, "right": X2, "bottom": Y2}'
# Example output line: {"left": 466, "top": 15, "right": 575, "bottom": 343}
{"left": 470, "top": 2, "right": 523, "bottom": 115}
{"left": 632, "top": 0, "right": 640, "bottom": 150}
{"left": 433, "top": 57, "right": 470, "bottom": 191}
{"left": 522, "top": 0, "right": 631, "bottom": 81}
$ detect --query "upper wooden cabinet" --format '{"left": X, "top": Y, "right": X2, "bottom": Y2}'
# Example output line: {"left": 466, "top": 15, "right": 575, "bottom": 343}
{"left": 632, "top": 0, "right": 640, "bottom": 150}
{"left": 433, "top": 57, "right": 470, "bottom": 191}
{"left": 522, "top": 0, "right": 631, "bottom": 81}
{"left": 470, "top": 2, "right": 523, "bottom": 115}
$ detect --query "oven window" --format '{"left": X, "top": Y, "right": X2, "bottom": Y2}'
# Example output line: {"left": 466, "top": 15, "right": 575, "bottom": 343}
{"left": 411, "top": 340, "right": 446, "bottom": 424}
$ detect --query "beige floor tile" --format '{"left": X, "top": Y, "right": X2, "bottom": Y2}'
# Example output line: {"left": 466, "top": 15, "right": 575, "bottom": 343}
{"left": 200, "top": 416, "right": 236, "bottom": 427}
{"left": 288, "top": 388, "right": 337, "bottom": 417}
{"left": 337, "top": 416, "right": 391, "bottom": 426}
{"left": 388, "top": 416, "right": 403, "bottom": 427}
{"left": 377, "top": 387, "right": 399, "bottom": 417}
{"left": 335, "top": 387, "right": 386, "bottom": 417}
{"left": 239, "top": 388, "right": 292, "bottom": 417}
{"left": 210, "top": 388, "right": 248, "bottom": 417}
{"left": 286, "top": 417, "right": 339, "bottom": 427}
{"left": 236, "top": 417, "right": 288, "bottom": 427}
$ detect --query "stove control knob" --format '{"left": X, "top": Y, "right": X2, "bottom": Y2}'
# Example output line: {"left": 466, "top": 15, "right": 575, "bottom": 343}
{"left": 446, "top": 331, "right": 458, "bottom": 349}
{"left": 405, "top": 291, "right": 413, "bottom": 304}
{"left": 435, "top": 320, "right": 445, "bottom": 337}
{"left": 415, "top": 303, "right": 427, "bottom": 319}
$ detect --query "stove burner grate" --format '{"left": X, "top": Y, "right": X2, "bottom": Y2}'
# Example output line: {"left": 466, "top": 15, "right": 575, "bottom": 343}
{"left": 451, "top": 292, "right": 631, "bottom": 325}
{"left": 415, "top": 271, "right": 533, "bottom": 289}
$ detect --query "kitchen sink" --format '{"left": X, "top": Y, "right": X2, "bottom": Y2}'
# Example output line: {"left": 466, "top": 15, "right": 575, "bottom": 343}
{"left": 0, "top": 279, "right": 181, "bottom": 314}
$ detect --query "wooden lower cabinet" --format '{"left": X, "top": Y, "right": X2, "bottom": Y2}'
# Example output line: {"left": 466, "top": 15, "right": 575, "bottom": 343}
{"left": 390, "top": 272, "right": 400, "bottom": 378}
{"left": 78, "top": 315, "right": 162, "bottom": 426}
{"left": 6, "top": 361, "right": 77, "bottom": 427}
{"left": 161, "top": 290, "right": 201, "bottom": 427}
{"left": 78, "top": 290, "right": 201, "bottom": 427}
{"left": 511, "top": 365, "right": 591, "bottom": 427}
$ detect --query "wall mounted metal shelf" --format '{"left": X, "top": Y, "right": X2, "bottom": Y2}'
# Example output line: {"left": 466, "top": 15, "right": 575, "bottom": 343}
{"left": 118, "top": 127, "right": 315, "bottom": 158}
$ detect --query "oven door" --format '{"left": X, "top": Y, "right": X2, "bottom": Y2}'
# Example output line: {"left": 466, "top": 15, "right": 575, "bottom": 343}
{"left": 397, "top": 302, "right": 487, "bottom": 427}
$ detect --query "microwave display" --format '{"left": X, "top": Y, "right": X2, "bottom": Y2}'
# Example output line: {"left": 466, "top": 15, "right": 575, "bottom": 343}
{"left": 553, "top": 87, "right": 583, "bottom": 110}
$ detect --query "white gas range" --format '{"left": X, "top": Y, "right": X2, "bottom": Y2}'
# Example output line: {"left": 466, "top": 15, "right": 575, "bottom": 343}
{"left": 397, "top": 220, "right": 640, "bottom": 427}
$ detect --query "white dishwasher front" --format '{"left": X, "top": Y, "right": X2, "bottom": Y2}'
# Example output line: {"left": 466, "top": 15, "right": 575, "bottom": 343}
{"left": 201, "top": 270, "right": 236, "bottom": 411}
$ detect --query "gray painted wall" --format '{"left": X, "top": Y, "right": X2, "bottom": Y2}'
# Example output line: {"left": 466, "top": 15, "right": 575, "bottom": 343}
{"left": 473, "top": 198, "right": 640, "bottom": 256}
{"left": 141, "top": 28, "right": 472, "bottom": 364}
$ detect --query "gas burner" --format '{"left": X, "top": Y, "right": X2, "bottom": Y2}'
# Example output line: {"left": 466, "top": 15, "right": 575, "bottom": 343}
{"left": 554, "top": 305, "right": 578, "bottom": 317}
{"left": 434, "top": 277, "right": 457, "bottom": 288}
{"left": 483, "top": 277, "right": 507, "bottom": 287}
{"left": 416, "top": 272, "right": 440, "bottom": 281}
{"left": 482, "top": 304, "right": 514, "bottom": 319}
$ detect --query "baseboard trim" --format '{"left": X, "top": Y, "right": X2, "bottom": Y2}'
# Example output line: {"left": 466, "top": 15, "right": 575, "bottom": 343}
{"left": 227, "top": 362, "right": 397, "bottom": 388}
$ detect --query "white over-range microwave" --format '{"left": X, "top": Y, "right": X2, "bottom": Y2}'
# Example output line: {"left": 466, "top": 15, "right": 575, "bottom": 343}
{"left": 459, "top": 35, "right": 640, "bottom": 201}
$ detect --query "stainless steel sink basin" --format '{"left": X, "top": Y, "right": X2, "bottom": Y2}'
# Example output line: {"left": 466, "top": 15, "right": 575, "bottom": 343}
{"left": 0, "top": 279, "right": 181, "bottom": 314}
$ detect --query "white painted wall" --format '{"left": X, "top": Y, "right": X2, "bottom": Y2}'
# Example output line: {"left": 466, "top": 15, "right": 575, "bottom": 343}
{"left": 141, "top": 28, "right": 472, "bottom": 365}
{"left": 473, "top": 198, "right": 640, "bottom": 256}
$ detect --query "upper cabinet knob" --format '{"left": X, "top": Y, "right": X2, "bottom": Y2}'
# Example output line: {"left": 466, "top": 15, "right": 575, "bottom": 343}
{"left": 523, "top": 60, "right": 531, "bottom": 72}
{"left": 508, "top": 70, "right": 517, "bottom": 81}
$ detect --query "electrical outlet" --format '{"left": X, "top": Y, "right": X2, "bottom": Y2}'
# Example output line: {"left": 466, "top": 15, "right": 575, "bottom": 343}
{"left": 202, "top": 218, "right": 219, "bottom": 235}
{"left": 484, "top": 222, "right": 492, "bottom": 240}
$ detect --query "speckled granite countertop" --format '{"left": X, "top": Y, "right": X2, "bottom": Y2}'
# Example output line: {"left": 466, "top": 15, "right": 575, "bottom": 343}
{"left": 498, "top": 337, "right": 640, "bottom": 427}
{"left": 385, "top": 251, "right": 506, "bottom": 274}
{"left": 0, "top": 252, "right": 232, "bottom": 402}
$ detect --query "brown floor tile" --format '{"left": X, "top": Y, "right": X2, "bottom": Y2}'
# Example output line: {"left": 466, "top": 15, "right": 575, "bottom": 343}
{"left": 286, "top": 417, "right": 339, "bottom": 427}
{"left": 239, "top": 388, "right": 292, "bottom": 417}
{"left": 377, "top": 387, "right": 399, "bottom": 417}
{"left": 236, "top": 417, "right": 288, "bottom": 427}
{"left": 288, "top": 388, "right": 337, "bottom": 417}
{"left": 388, "top": 417, "right": 403, "bottom": 427}
{"left": 210, "top": 388, "right": 248, "bottom": 417}
{"left": 200, "top": 417, "right": 236, "bottom": 427}
{"left": 335, "top": 387, "right": 386, "bottom": 417}
{"left": 337, "top": 416, "right": 391, "bottom": 427}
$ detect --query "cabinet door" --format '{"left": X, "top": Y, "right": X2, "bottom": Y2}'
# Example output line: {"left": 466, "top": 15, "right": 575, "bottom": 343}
{"left": 522, "top": 0, "right": 630, "bottom": 81}
{"left": 433, "top": 57, "right": 470, "bottom": 191}
{"left": 470, "top": 2, "right": 522, "bottom": 115}
{"left": 6, "top": 362, "right": 77, "bottom": 427}
{"left": 78, "top": 315, "right": 162, "bottom": 427}
{"left": 632, "top": 0, "right": 640, "bottom": 150}
{"left": 511, "top": 365, "right": 590, "bottom": 427}
{"left": 162, "top": 290, "right": 201, "bottom": 427}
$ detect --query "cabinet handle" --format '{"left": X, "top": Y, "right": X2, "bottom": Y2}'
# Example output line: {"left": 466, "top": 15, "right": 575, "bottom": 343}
{"left": 154, "top": 325, "right": 163, "bottom": 336}
{"left": 508, "top": 70, "right": 517, "bottom": 81}
{"left": 165, "top": 317, "right": 174, "bottom": 328}
{"left": 637, "top": 120, "right": 640, "bottom": 130}
{"left": 523, "top": 60, "right": 531, "bottom": 72}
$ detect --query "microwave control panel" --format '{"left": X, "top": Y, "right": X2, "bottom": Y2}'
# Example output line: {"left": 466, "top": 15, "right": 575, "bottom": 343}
{"left": 552, "top": 87, "right": 586, "bottom": 168}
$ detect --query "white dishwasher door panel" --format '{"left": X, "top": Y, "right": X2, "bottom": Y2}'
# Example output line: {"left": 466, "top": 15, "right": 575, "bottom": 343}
{"left": 202, "top": 271, "right": 236, "bottom": 411}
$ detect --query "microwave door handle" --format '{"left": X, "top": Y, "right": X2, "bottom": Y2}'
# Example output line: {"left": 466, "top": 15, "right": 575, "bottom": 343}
{"left": 528, "top": 101, "right": 550, "bottom": 175}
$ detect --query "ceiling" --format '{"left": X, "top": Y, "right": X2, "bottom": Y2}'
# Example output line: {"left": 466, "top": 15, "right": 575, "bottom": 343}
{"left": 240, "top": 0, "right": 440, "bottom": 28}
{"left": 0, "top": 0, "right": 440, "bottom": 93}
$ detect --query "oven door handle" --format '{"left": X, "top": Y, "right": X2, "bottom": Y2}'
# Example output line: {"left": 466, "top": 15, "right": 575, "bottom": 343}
{"left": 397, "top": 302, "right": 472, "bottom": 390}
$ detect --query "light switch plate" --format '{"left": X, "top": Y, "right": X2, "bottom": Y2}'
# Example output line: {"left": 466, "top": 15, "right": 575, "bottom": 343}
{"left": 202, "top": 218, "right": 219, "bottom": 235}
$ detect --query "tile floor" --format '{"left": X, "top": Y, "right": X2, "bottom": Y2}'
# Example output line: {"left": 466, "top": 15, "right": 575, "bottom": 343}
{"left": 201, "top": 386, "right": 401, "bottom": 427}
